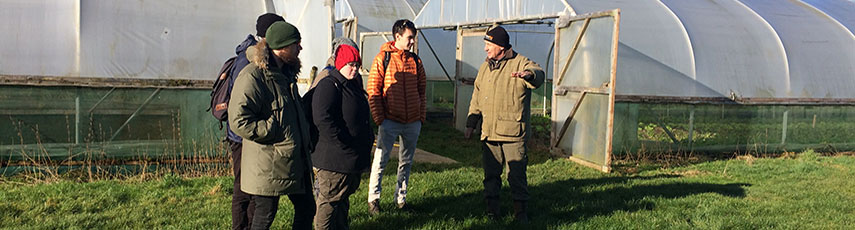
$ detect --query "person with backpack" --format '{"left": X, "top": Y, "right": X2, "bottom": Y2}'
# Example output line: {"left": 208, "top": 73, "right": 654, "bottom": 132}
{"left": 365, "top": 19, "right": 426, "bottom": 214}
{"left": 228, "top": 21, "right": 314, "bottom": 230}
{"left": 307, "top": 40, "right": 373, "bottom": 230}
{"left": 211, "top": 13, "right": 285, "bottom": 230}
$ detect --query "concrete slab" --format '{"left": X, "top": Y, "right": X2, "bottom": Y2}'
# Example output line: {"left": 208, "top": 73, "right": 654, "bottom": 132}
{"left": 373, "top": 146, "right": 459, "bottom": 164}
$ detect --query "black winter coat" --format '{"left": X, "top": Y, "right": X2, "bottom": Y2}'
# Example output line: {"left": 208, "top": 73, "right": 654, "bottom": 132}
{"left": 311, "top": 68, "right": 374, "bottom": 173}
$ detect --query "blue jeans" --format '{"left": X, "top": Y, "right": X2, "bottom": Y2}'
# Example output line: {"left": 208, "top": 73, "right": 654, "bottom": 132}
{"left": 367, "top": 120, "right": 422, "bottom": 205}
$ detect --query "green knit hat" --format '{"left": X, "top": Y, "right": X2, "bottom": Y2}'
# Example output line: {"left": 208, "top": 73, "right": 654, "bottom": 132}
{"left": 266, "top": 21, "right": 301, "bottom": 50}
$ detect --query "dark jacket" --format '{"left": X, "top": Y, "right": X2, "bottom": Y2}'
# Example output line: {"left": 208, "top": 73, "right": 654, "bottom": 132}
{"left": 227, "top": 42, "right": 312, "bottom": 196}
{"left": 311, "top": 67, "right": 374, "bottom": 173}
{"left": 226, "top": 34, "right": 257, "bottom": 143}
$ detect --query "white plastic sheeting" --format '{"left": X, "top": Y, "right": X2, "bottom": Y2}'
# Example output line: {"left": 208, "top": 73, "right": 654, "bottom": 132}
{"left": 271, "top": 0, "right": 333, "bottom": 89}
{"left": 1, "top": 0, "right": 332, "bottom": 85}
{"left": 413, "top": 0, "right": 571, "bottom": 28}
{"left": 801, "top": 0, "right": 855, "bottom": 35}
{"left": 1, "top": 0, "right": 268, "bottom": 81}
{"left": 562, "top": 0, "right": 855, "bottom": 100}
{"left": 738, "top": 0, "right": 855, "bottom": 99}
{"left": 1, "top": 0, "right": 79, "bottom": 77}
{"left": 335, "top": 0, "right": 426, "bottom": 32}
{"left": 410, "top": 0, "right": 855, "bottom": 100}
{"left": 79, "top": 1, "right": 268, "bottom": 80}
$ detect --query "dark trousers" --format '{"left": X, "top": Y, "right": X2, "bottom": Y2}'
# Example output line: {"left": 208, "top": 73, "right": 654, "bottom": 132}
{"left": 314, "top": 169, "right": 361, "bottom": 230}
{"left": 482, "top": 141, "right": 530, "bottom": 201}
{"left": 250, "top": 182, "right": 316, "bottom": 230}
{"left": 231, "top": 141, "right": 255, "bottom": 230}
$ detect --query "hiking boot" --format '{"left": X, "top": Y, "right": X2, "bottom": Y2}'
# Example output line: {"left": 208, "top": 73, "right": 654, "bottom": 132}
{"left": 368, "top": 200, "right": 381, "bottom": 216}
{"left": 513, "top": 200, "right": 529, "bottom": 223}
{"left": 486, "top": 199, "right": 500, "bottom": 220}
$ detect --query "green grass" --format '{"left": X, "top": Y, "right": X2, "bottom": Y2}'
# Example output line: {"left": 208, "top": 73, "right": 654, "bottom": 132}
{"left": 2, "top": 118, "right": 855, "bottom": 229}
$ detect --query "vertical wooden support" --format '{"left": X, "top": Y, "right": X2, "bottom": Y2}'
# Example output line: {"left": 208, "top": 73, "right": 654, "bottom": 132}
{"left": 603, "top": 9, "right": 621, "bottom": 173}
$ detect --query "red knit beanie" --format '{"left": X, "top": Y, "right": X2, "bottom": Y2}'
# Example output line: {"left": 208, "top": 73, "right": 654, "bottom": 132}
{"left": 335, "top": 45, "right": 361, "bottom": 70}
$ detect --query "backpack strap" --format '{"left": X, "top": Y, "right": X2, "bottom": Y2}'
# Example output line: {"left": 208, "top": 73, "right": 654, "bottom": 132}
{"left": 382, "top": 51, "right": 391, "bottom": 74}
{"left": 381, "top": 51, "right": 391, "bottom": 96}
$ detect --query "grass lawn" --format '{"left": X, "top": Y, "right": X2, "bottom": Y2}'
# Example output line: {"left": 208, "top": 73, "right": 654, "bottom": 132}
{"left": 2, "top": 119, "right": 855, "bottom": 229}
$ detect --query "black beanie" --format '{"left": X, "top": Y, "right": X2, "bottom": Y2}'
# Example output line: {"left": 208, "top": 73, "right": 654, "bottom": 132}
{"left": 484, "top": 25, "right": 511, "bottom": 49}
{"left": 256, "top": 13, "right": 285, "bottom": 37}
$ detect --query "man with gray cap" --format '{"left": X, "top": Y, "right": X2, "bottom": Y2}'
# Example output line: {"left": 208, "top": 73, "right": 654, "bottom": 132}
{"left": 227, "top": 13, "right": 284, "bottom": 230}
{"left": 228, "top": 20, "right": 315, "bottom": 230}
{"left": 464, "top": 25, "right": 544, "bottom": 223}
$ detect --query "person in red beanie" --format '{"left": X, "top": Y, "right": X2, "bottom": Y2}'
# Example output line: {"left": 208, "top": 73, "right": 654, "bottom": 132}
{"left": 310, "top": 42, "right": 374, "bottom": 230}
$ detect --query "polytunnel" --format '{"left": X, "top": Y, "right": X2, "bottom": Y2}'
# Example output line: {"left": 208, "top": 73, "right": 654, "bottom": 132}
{"left": 406, "top": 0, "right": 855, "bottom": 172}
{"left": 2, "top": 0, "right": 854, "bottom": 173}
{"left": 0, "top": 0, "right": 333, "bottom": 163}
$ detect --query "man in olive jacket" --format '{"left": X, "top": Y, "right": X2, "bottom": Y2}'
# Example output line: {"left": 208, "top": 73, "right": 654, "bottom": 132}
{"left": 464, "top": 25, "right": 544, "bottom": 223}
{"left": 228, "top": 21, "right": 314, "bottom": 230}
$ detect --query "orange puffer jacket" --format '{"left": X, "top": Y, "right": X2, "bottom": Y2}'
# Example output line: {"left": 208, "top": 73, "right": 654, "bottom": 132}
{"left": 367, "top": 41, "right": 426, "bottom": 125}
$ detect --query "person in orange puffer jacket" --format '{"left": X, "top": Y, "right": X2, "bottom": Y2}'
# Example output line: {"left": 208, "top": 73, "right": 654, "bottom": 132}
{"left": 365, "top": 19, "right": 426, "bottom": 215}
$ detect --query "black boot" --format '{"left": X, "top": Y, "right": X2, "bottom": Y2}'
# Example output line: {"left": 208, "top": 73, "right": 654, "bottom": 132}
{"left": 486, "top": 199, "right": 500, "bottom": 220}
{"left": 513, "top": 200, "right": 528, "bottom": 223}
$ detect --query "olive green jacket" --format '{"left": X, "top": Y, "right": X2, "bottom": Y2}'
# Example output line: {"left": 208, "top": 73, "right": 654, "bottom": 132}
{"left": 468, "top": 51, "right": 545, "bottom": 142}
{"left": 228, "top": 44, "right": 312, "bottom": 196}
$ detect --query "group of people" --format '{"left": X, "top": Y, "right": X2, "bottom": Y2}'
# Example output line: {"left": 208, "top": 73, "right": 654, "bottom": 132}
{"left": 224, "top": 13, "right": 544, "bottom": 230}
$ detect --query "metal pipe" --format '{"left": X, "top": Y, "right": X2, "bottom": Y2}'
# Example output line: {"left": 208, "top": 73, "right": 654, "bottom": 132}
{"left": 419, "top": 31, "right": 454, "bottom": 82}
{"left": 88, "top": 87, "right": 116, "bottom": 114}
{"left": 688, "top": 107, "right": 695, "bottom": 147}
{"left": 781, "top": 110, "right": 789, "bottom": 145}
{"left": 75, "top": 96, "right": 80, "bottom": 144}
{"left": 544, "top": 41, "right": 554, "bottom": 115}
{"left": 417, "top": 15, "right": 561, "bottom": 30}
{"left": 109, "top": 88, "right": 162, "bottom": 141}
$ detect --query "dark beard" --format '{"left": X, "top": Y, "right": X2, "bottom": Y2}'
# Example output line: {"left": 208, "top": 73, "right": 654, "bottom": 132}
{"left": 282, "top": 56, "right": 302, "bottom": 76}
{"left": 274, "top": 55, "right": 302, "bottom": 76}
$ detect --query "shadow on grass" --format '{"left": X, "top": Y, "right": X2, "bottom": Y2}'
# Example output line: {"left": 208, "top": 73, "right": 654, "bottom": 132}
{"left": 352, "top": 174, "right": 750, "bottom": 229}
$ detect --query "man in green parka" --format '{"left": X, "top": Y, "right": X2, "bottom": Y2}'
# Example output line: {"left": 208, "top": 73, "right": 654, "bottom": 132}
{"left": 228, "top": 21, "right": 314, "bottom": 230}
{"left": 464, "top": 25, "right": 545, "bottom": 223}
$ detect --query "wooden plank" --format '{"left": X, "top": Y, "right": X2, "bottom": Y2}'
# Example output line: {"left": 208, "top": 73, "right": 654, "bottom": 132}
{"left": 604, "top": 9, "right": 621, "bottom": 170}
{"left": 0, "top": 109, "right": 173, "bottom": 116}
{"left": 556, "top": 18, "right": 591, "bottom": 86}
{"left": 553, "top": 91, "right": 587, "bottom": 148}
{"left": 554, "top": 86, "right": 609, "bottom": 96}
{"left": 1, "top": 75, "right": 312, "bottom": 88}
{"left": 614, "top": 95, "right": 855, "bottom": 105}
{"left": 0, "top": 75, "right": 213, "bottom": 89}
{"left": 567, "top": 156, "right": 610, "bottom": 173}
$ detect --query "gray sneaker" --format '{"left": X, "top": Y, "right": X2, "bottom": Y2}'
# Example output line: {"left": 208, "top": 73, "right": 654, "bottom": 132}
{"left": 368, "top": 200, "right": 381, "bottom": 216}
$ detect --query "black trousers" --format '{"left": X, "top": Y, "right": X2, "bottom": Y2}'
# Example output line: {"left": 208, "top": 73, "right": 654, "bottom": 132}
{"left": 231, "top": 141, "right": 255, "bottom": 230}
{"left": 250, "top": 191, "right": 316, "bottom": 230}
